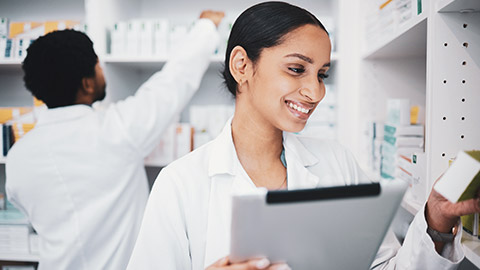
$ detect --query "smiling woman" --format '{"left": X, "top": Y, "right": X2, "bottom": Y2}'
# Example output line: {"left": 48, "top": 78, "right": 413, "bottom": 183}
{"left": 126, "top": 2, "right": 468, "bottom": 270}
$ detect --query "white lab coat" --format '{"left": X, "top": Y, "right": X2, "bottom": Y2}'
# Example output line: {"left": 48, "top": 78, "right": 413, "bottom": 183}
{"left": 5, "top": 19, "right": 219, "bottom": 270}
{"left": 127, "top": 119, "right": 464, "bottom": 270}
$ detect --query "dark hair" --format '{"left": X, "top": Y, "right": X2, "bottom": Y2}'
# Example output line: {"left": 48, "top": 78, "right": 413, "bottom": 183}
{"left": 22, "top": 29, "right": 98, "bottom": 108}
{"left": 222, "top": 1, "right": 327, "bottom": 97}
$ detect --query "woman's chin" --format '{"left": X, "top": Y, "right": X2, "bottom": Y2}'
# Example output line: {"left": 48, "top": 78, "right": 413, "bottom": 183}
{"left": 281, "top": 122, "right": 307, "bottom": 133}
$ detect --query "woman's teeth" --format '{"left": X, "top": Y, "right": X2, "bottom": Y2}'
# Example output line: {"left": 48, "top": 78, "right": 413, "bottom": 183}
{"left": 288, "top": 102, "right": 310, "bottom": 114}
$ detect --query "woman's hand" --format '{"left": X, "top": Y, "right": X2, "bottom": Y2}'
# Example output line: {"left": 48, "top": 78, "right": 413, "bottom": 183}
{"left": 426, "top": 178, "right": 480, "bottom": 252}
{"left": 206, "top": 256, "right": 291, "bottom": 270}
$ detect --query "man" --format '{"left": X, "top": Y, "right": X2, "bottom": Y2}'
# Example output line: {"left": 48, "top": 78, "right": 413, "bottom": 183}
{"left": 6, "top": 11, "right": 224, "bottom": 270}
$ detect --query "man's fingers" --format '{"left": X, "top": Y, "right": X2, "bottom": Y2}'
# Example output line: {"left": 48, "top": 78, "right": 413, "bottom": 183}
{"left": 449, "top": 197, "right": 480, "bottom": 217}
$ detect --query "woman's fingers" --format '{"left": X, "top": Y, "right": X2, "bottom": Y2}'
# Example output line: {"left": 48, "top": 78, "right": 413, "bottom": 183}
{"left": 206, "top": 257, "right": 291, "bottom": 270}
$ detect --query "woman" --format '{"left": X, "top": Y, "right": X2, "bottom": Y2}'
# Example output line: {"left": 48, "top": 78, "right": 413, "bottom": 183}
{"left": 128, "top": 2, "right": 478, "bottom": 269}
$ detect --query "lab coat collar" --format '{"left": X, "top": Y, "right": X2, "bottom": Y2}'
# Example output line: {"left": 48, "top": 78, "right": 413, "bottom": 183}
{"left": 207, "top": 117, "right": 236, "bottom": 177}
{"left": 283, "top": 132, "right": 319, "bottom": 167}
{"left": 207, "top": 118, "right": 320, "bottom": 177}
{"left": 36, "top": 105, "right": 93, "bottom": 126}
{"left": 283, "top": 133, "right": 321, "bottom": 189}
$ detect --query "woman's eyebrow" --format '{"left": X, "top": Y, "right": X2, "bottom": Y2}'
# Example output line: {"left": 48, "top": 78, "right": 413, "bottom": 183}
{"left": 285, "top": 53, "right": 331, "bottom": 68}
{"left": 285, "top": 53, "right": 313, "bottom": 64}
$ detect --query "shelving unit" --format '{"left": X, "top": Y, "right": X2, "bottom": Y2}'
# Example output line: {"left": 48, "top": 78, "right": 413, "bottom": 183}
{"left": 0, "top": 253, "right": 39, "bottom": 263}
{"left": 436, "top": 0, "right": 480, "bottom": 12}
{"left": 363, "top": 13, "right": 427, "bottom": 59}
{"left": 357, "top": 0, "right": 480, "bottom": 268}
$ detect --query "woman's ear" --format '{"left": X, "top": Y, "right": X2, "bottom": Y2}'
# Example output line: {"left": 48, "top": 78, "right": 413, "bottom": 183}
{"left": 229, "top": 45, "right": 251, "bottom": 87}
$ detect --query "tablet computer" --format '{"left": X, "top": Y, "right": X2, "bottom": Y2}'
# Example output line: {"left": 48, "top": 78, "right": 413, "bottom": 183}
{"left": 230, "top": 180, "right": 408, "bottom": 270}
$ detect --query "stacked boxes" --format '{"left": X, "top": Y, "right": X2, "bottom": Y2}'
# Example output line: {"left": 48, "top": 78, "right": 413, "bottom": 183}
{"left": 0, "top": 201, "right": 33, "bottom": 256}
{"left": 109, "top": 18, "right": 230, "bottom": 57}
{"left": 380, "top": 99, "right": 425, "bottom": 180}
{"left": 1, "top": 19, "right": 86, "bottom": 60}
{"left": 365, "top": 0, "right": 423, "bottom": 49}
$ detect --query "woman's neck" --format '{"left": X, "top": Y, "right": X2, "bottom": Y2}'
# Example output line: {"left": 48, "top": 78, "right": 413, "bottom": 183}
{"left": 231, "top": 110, "right": 286, "bottom": 189}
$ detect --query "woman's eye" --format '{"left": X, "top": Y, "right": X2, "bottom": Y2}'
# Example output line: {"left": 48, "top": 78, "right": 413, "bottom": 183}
{"left": 289, "top": 67, "right": 305, "bottom": 73}
{"left": 318, "top": 73, "right": 329, "bottom": 80}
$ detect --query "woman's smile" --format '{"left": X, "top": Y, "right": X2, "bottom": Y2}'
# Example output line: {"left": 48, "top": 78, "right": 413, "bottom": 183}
{"left": 285, "top": 100, "right": 315, "bottom": 120}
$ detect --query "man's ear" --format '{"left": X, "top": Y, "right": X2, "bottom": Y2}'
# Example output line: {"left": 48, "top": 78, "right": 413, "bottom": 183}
{"left": 229, "top": 45, "right": 252, "bottom": 88}
{"left": 80, "top": 77, "right": 95, "bottom": 95}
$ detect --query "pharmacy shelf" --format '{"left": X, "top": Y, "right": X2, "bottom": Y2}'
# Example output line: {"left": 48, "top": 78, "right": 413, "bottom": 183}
{"left": 0, "top": 252, "right": 39, "bottom": 262}
{"left": 143, "top": 160, "right": 167, "bottom": 168}
{"left": 0, "top": 59, "right": 22, "bottom": 65}
{"left": 0, "top": 157, "right": 5, "bottom": 164}
{"left": 400, "top": 191, "right": 423, "bottom": 216}
{"left": 462, "top": 233, "right": 480, "bottom": 268}
{"left": 0, "top": 59, "right": 23, "bottom": 72}
{"left": 437, "top": 0, "right": 480, "bottom": 13}
{"left": 363, "top": 13, "right": 427, "bottom": 59}
{"left": 102, "top": 54, "right": 224, "bottom": 69}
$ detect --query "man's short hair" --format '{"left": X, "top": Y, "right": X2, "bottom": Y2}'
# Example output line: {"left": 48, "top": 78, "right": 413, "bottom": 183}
{"left": 22, "top": 29, "right": 98, "bottom": 108}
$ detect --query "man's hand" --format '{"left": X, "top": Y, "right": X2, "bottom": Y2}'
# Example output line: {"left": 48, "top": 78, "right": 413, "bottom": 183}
{"left": 426, "top": 178, "right": 480, "bottom": 253}
{"left": 200, "top": 10, "right": 225, "bottom": 28}
{"left": 206, "top": 256, "right": 291, "bottom": 270}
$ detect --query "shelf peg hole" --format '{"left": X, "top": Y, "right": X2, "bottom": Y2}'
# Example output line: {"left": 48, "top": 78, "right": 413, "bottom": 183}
{"left": 463, "top": 23, "right": 468, "bottom": 28}
{"left": 462, "top": 98, "right": 466, "bottom": 102}
{"left": 461, "top": 116, "right": 465, "bottom": 121}
{"left": 462, "top": 61, "right": 467, "bottom": 66}
{"left": 462, "top": 80, "right": 466, "bottom": 84}
{"left": 443, "top": 116, "right": 447, "bottom": 120}
{"left": 444, "top": 43, "right": 448, "bottom": 47}
{"left": 461, "top": 135, "right": 465, "bottom": 139}
{"left": 443, "top": 80, "right": 447, "bottom": 84}
{"left": 463, "top": 42, "right": 469, "bottom": 48}
{"left": 442, "top": 153, "right": 446, "bottom": 157}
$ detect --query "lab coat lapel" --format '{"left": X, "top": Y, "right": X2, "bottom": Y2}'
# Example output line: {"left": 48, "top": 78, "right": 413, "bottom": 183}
{"left": 203, "top": 173, "right": 234, "bottom": 267}
{"left": 283, "top": 133, "right": 321, "bottom": 189}
{"left": 203, "top": 173, "right": 254, "bottom": 268}
{"left": 203, "top": 118, "right": 256, "bottom": 267}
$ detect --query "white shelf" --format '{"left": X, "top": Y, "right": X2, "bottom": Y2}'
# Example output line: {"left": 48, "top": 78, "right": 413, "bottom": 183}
{"left": 363, "top": 13, "right": 427, "bottom": 59}
{"left": 0, "top": 157, "right": 6, "bottom": 164}
{"left": 437, "top": 0, "right": 480, "bottom": 13}
{"left": 462, "top": 233, "right": 480, "bottom": 268}
{"left": 102, "top": 54, "right": 224, "bottom": 69}
{"left": 0, "top": 59, "right": 22, "bottom": 65}
{"left": 143, "top": 161, "right": 168, "bottom": 167}
{"left": 0, "top": 252, "right": 39, "bottom": 262}
{"left": 0, "top": 59, "right": 23, "bottom": 72}
{"left": 400, "top": 196, "right": 422, "bottom": 216}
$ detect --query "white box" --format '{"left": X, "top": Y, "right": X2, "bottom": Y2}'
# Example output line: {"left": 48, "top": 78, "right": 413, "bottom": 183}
{"left": 139, "top": 20, "right": 154, "bottom": 56}
{"left": 434, "top": 151, "right": 480, "bottom": 203}
{"left": 126, "top": 20, "right": 141, "bottom": 56}
{"left": 111, "top": 21, "right": 127, "bottom": 56}
{"left": 386, "top": 99, "right": 410, "bottom": 126}
{"left": 153, "top": 19, "right": 169, "bottom": 56}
